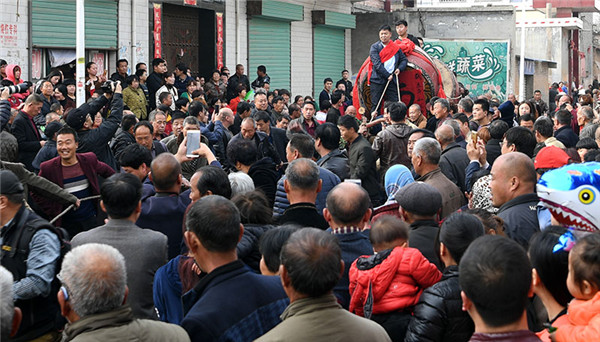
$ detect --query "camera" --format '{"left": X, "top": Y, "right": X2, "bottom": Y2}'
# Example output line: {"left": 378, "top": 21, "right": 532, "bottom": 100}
{"left": 100, "top": 80, "right": 117, "bottom": 94}
{"left": 0, "top": 82, "right": 31, "bottom": 95}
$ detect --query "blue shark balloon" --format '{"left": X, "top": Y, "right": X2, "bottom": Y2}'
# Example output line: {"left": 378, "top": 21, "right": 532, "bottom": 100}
{"left": 537, "top": 162, "right": 600, "bottom": 232}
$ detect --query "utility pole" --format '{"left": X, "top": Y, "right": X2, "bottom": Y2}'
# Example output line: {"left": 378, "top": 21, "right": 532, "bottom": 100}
{"left": 76, "top": 0, "right": 85, "bottom": 106}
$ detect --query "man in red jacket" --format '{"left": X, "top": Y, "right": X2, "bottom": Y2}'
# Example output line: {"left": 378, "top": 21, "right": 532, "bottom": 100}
{"left": 37, "top": 126, "right": 114, "bottom": 237}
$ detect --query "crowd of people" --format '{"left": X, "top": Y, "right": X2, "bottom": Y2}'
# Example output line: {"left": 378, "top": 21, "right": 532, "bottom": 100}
{"left": 1, "top": 25, "right": 600, "bottom": 341}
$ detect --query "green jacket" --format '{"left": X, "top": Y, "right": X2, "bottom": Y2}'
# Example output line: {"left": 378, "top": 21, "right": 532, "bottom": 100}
{"left": 122, "top": 86, "right": 148, "bottom": 120}
{"left": 63, "top": 305, "right": 190, "bottom": 342}
{"left": 256, "top": 294, "right": 391, "bottom": 342}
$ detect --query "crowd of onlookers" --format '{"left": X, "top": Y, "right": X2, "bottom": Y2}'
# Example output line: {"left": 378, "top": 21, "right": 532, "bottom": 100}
{"left": 0, "top": 55, "right": 600, "bottom": 342}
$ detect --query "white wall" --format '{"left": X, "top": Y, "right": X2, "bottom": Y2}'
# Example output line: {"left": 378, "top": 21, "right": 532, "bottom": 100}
{"left": 117, "top": 0, "right": 150, "bottom": 75}
{"left": 0, "top": 0, "right": 30, "bottom": 79}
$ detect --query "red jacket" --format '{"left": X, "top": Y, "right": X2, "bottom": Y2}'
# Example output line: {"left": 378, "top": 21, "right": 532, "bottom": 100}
{"left": 36, "top": 152, "right": 115, "bottom": 224}
{"left": 349, "top": 246, "right": 441, "bottom": 316}
{"left": 555, "top": 291, "right": 600, "bottom": 342}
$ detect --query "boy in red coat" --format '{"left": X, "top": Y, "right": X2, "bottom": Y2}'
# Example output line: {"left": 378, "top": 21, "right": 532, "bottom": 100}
{"left": 349, "top": 216, "right": 441, "bottom": 341}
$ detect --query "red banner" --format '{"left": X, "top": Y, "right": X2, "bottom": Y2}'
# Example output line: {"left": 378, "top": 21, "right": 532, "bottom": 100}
{"left": 398, "top": 69, "right": 426, "bottom": 113}
{"left": 216, "top": 12, "right": 224, "bottom": 70}
{"left": 153, "top": 3, "right": 162, "bottom": 58}
{"left": 31, "top": 49, "right": 42, "bottom": 80}
{"left": 184, "top": 0, "right": 197, "bottom": 5}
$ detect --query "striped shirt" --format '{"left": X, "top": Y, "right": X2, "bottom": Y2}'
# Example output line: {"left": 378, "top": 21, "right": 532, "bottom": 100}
{"left": 62, "top": 163, "right": 95, "bottom": 220}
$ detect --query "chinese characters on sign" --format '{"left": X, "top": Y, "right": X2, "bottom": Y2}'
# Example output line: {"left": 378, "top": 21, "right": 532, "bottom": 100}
{"left": 216, "top": 13, "right": 224, "bottom": 70}
{"left": 423, "top": 40, "right": 509, "bottom": 101}
{"left": 153, "top": 3, "right": 162, "bottom": 59}
{"left": 0, "top": 24, "right": 17, "bottom": 48}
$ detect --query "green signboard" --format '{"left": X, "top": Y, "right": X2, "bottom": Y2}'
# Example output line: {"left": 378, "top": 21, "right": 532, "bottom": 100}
{"left": 423, "top": 40, "right": 509, "bottom": 101}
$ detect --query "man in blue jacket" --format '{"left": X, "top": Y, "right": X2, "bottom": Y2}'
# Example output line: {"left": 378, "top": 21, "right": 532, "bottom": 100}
{"left": 369, "top": 24, "right": 407, "bottom": 114}
{"left": 181, "top": 195, "right": 288, "bottom": 342}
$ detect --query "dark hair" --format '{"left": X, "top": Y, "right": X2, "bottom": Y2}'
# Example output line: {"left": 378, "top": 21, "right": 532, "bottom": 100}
{"left": 50, "top": 103, "right": 62, "bottom": 113}
{"left": 533, "top": 117, "right": 554, "bottom": 138}
{"left": 326, "top": 184, "right": 371, "bottom": 225}
{"left": 459, "top": 235, "right": 532, "bottom": 327}
{"left": 294, "top": 95, "right": 303, "bottom": 104}
{"left": 473, "top": 98, "right": 490, "bottom": 113}
{"left": 409, "top": 128, "right": 436, "bottom": 140}
{"left": 370, "top": 216, "right": 409, "bottom": 246}
{"left": 315, "top": 123, "right": 341, "bottom": 151}
{"left": 119, "top": 143, "right": 152, "bottom": 169}
{"left": 188, "top": 101, "right": 205, "bottom": 118}
{"left": 257, "top": 65, "right": 266, "bottom": 73}
{"left": 303, "top": 101, "right": 316, "bottom": 110}
{"left": 126, "top": 75, "right": 139, "bottom": 85}
{"left": 135, "top": 62, "right": 146, "bottom": 71}
{"left": 330, "top": 92, "right": 342, "bottom": 105}
{"left": 237, "top": 101, "right": 252, "bottom": 115}
{"left": 254, "top": 111, "right": 271, "bottom": 124}
{"left": 464, "top": 208, "right": 504, "bottom": 235}
{"left": 56, "top": 126, "right": 79, "bottom": 142}
{"left": 519, "top": 113, "right": 534, "bottom": 124}
{"left": 319, "top": 100, "right": 331, "bottom": 111}
{"left": 158, "top": 92, "right": 172, "bottom": 104}
{"left": 134, "top": 121, "right": 153, "bottom": 135}
{"left": 586, "top": 149, "right": 600, "bottom": 162}
{"left": 116, "top": 59, "right": 128, "bottom": 68}
{"left": 100, "top": 173, "right": 141, "bottom": 219}
{"left": 387, "top": 102, "right": 407, "bottom": 122}
{"left": 528, "top": 226, "right": 573, "bottom": 307}
{"left": 152, "top": 58, "right": 165, "bottom": 68}
{"left": 395, "top": 19, "right": 408, "bottom": 26}
{"left": 259, "top": 225, "right": 300, "bottom": 273}
{"left": 577, "top": 137, "right": 598, "bottom": 150}
{"left": 277, "top": 115, "right": 291, "bottom": 123}
{"left": 338, "top": 114, "right": 359, "bottom": 132}
{"left": 135, "top": 69, "right": 146, "bottom": 78}
{"left": 175, "top": 63, "right": 187, "bottom": 72}
{"left": 571, "top": 233, "right": 600, "bottom": 292}
{"left": 121, "top": 114, "right": 138, "bottom": 133}
{"left": 555, "top": 109, "right": 572, "bottom": 125}
{"left": 227, "top": 138, "right": 258, "bottom": 166}
{"left": 186, "top": 196, "right": 241, "bottom": 252}
{"left": 453, "top": 112, "right": 468, "bottom": 125}
{"left": 195, "top": 166, "right": 232, "bottom": 199}
{"left": 435, "top": 98, "right": 450, "bottom": 112}
{"left": 231, "top": 190, "right": 273, "bottom": 225}
{"left": 288, "top": 134, "right": 315, "bottom": 158}
{"left": 379, "top": 24, "right": 392, "bottom": 32}
{"left": 279, "top": 89, "right": 290, "bottom": 97}
{"left": 505, "top": 126, "right": 536, "bottom": 157}
{"left": 323, "top": 78, "right": 333, "bottom": 85}
{"left": 489, "top": 119, "right": 509, "bottom": 140}
{"left": 439, "top": 212, "right": 485, "bottom": 264}
{"left": 175, "top": 98, "right": 189, "bottom": 111}
{"left": 281, "top": 228, "right": 342, "bottom": 296}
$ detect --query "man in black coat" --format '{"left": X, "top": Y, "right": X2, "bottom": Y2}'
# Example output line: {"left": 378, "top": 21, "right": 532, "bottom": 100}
{"left": 226, "top": 64, "right": 250, "bottom": 102}
{"left": 254, "top": 110, "right": 288, "bottom": 163}
{"left": 338, "top": 115, "right": 381, "bottom": 206}
{"left": 11, "top": 94, "right": 45, "bottom": 171}
{"left": 146, "top": 58, "right": 167, "bottom": 111}
{"left": 436, "top": 124, "right": 470, "bottom": 194}
{"left": 65, "top": 83, "right": 124, "bottom": 171}
{"left": 554, "top": 109, "right": 579, "bottom": 148}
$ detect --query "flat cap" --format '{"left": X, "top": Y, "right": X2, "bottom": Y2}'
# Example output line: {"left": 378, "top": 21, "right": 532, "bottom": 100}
{"left": 0, "top": 170, "right": 24, "bottom": 195}
{"left": 394, "top": 181, "right": 442, "bottom": 216}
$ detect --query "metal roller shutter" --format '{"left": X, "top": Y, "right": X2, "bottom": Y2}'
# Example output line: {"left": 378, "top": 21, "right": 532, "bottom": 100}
{"left": 313, "top": 26, "right": 345, "bottom": 98}
{"left": 32, "top": 0, "right": 118, "bottom": 49}
{"left": 248, "top": 17, "right": 291, "bottom": 91}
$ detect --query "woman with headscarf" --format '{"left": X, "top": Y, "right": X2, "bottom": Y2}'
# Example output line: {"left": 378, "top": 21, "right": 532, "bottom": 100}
{"left": 371, "top": 164, "right": 415, "bottom": 223}
{"left": 54, "top": 84, "right": 76, "bottom": 113}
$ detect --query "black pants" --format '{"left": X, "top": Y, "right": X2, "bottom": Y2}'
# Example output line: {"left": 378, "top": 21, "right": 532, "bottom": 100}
{"left": 371, "top": 311, "right": 412, "bottom": 342}
{"left": 370, "top": 80, "right": 399, "bottom": 114}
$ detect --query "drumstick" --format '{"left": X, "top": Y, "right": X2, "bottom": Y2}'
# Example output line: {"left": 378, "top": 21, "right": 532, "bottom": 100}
{"left": 371, "top": 78, "right": 391, "bottom": 122}
{"left": 396, "top": 73, "right": 401, "bottom": 101}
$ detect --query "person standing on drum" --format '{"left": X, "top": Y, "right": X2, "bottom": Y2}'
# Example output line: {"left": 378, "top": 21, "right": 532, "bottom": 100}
{"left": 369, "top": 24, "right": 407, "bottom": 117}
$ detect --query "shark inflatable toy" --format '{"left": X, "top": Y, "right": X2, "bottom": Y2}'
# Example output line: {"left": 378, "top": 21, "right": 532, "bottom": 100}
{"left": 537, "top": 162, "right": 600, "bottom": 232}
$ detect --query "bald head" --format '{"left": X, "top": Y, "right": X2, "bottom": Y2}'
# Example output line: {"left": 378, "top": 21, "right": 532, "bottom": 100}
{"left": 325, "top": 182, "right": 371, "bottom": 226}
{"left": 435, "top": 124, "right": 455, "bottom": 146}
{"left": 495, "top": 152, "right": 536, "bottom": 185}
{"left": 345, "top": 105, "right": 357, "bottom": 117}
{"left": 219, "top": 107, "right": 233, "bottom": 118}
{"left": 150, "top": 153, "right": 181, "bottom": 191}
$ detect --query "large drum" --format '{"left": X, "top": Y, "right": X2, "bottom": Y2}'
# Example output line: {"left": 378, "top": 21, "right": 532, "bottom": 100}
{"left": 353, "top": 43, "right": 460, "bottom": 120}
